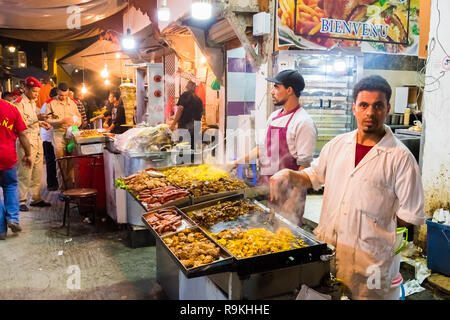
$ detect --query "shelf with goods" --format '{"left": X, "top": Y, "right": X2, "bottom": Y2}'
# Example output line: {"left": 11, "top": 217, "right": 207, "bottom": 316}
{"left": 273, "top": 49, "right": 363, "bottom": 155}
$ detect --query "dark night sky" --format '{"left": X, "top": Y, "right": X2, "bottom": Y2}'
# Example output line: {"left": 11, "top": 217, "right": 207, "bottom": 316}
{"left": 0, "top": 36, "right": 47, "bottom": 68}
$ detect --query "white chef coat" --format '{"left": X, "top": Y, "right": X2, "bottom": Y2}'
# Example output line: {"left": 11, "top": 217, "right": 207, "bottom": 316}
{"left": 303, "top": 125, "right": 425, "bottom": 299}
{"left": 259, "top": 106, "right": 317, "bottom": 168}
{"left": 40, "top": 102, "right": 54, "bottom": 143}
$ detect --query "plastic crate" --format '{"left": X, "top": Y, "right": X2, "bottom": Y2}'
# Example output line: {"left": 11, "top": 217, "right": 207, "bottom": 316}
{"left": 426, "top": 218, "right": 450, "bottom": 276}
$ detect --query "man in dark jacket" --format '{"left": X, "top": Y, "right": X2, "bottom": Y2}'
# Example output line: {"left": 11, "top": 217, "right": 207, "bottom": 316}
{"left": 170, "top": 81, "right": 203, "bottom": 149}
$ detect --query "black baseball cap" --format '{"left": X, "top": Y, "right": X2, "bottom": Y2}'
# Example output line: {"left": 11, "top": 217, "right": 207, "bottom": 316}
{"left": 266, "top": 69, "right": 305, "bottom": 97}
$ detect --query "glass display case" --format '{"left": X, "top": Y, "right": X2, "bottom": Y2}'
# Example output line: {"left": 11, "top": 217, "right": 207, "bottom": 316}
{"left": 273, "top": 49, "right": 363, "bottom": 155}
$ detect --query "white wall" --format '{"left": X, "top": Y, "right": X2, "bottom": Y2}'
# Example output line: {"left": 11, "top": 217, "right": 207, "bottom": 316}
{"left": 421, "top": 0, "right": 450, "bottom": 217}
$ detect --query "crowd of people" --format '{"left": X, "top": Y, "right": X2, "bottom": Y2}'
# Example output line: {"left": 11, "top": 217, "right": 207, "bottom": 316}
{"left": 0, "top": 75, "right": 128, "bottom": 239}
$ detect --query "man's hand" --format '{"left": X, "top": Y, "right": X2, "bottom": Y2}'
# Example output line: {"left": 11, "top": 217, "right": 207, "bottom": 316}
{"left": 37, "top": 113, "right": 48, "bottom": 121}
{"left": 269, "top": 169, "right": 293, "bottom": 202}
{"left": 169, "top": 123, "right": 176, "bottom": 131}
{"left": 39, "top": 121, "right": 52, "bottom": 130}
{"left": 22, "top": 155, "right": 32, "bottom": 168}
{"left": 225, "top": 160, "right": 238, "bottom": 172}
{"left": 61, "top": 117, "right": 73, "bottom": 125}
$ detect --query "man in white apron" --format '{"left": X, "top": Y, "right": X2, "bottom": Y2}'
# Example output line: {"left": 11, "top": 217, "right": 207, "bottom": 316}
{"left": 230, "top": 69, "right": 317, "bottom": 226}
{"left": 269, "top": 75, "right": 425, "bottom": 299}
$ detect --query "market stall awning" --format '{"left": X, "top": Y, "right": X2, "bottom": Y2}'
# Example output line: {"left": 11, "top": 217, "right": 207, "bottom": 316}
{"left": 9, "top": 66, "right": 49, "bottom": 80}
{"left": 59, "top": 39, "right": 133, "bottom": 79}
{"left": 0, "top": 0, "right": 127, "bottom": 30}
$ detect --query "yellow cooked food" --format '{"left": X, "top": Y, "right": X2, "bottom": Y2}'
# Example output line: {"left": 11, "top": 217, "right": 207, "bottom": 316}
{"left": 212, "top": 227, "right": 308, "bottom": 258}
{"left": 162, "top": 165, "right": 248, "bottom": 196}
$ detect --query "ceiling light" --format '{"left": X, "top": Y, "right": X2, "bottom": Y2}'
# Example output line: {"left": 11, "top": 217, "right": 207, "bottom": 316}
{"left": 101, "top": 64, "right": 108, "bottom": 78}
{"left": 19, "top": 63, "right": 25, "bottom": 67}
{"left": 122, "top": 28, "right": 136, "bottom": 50}
{"left": 81, "top": 84, "right": 87, "bottom": 94}
{"left": 104, "top": 79, "right": 110, "bottom": 86}
{"left": 8, "top": 46, "right": 16, "bottom": 53}
{"left": 74, "top": 68, "right": 79, "bottom": 73}
{"left": 116, "top": 53, "right": 121, "bottom": 58}
{"left": 334, "top": 59, "right": 347, "bottom": 73}
{"left": 200, "top": 56, "right": 206, "bottom": 64}
{"left": 158, "top": 0, "right": 170, "bottom": 21}
{"left": 192, "top": 1, "right": 212, "bottom": 20}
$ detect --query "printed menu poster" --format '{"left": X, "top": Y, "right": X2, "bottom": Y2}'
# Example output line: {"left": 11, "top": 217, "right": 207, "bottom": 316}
{"left": 276, "top": 0, "right": 420, "bottom": 55}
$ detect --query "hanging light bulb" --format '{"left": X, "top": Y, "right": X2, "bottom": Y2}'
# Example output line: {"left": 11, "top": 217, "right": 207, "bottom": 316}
{"left": 122, "top": 28, "right": 136, "bottom": 50}
{"left": 101, "top": 64, "right": 109, "bottom": 78}
{"left": 158, "top": 0, "right": 170, "bottom": 21}
{"left": 200, "top": 56, "right": 206, "bottom": 64}
{"left": 192, "top": 0, "right": 212, "bottom": 20}
{"left": 104, "top": 79, "right": 110, "bottom": 86}
{"left": 116, "top": 53, "right": 121, "bottom": 59}
{"left": 333, "top": 59, "right": 347, "bottom": 73}
{"left": 81, "top": 84, "right": 88, "bottom": 94}
{"left": 8, "top": 46, "right": 16, "bottom": 53}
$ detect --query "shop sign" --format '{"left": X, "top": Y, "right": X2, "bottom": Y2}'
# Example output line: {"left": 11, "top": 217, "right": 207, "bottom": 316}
{"left": 276, "top": 0, "right": 420, "bottom": 55}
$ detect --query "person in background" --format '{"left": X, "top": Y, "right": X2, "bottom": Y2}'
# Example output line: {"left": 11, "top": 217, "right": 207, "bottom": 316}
{"left": 170, "top": 80, "right": 204, "bottom": 149}
{"left": 229, "top": 69, "right": 317, "bottom": 226}
{"left": 90, "top": 94, "right": 113, "bottom": 128}
{"left": 0, "top": 84, "right": 33, "bottom": 240}
{"left": 37, "top": 76, "right": 53, "bottom": 109}
{"left": 270, "top": 75, "right": 425, "bottom": 299}
{"left": 69, "top": 87, "right": 88, "bottom": 129}
{"left": 2, "top": 91, "right": 14, "bottom": 102}
{"left": 45, "top": 82, "right": 81, "bottom": 189}
{"left": 105, "top": 90, "right": 126, "bottom": 134}
{"left": 40, "top": 87, "right": 58, "bottom": 191}
{"left": 11, "top": 89, "right": 22, "bottom": 100}
{"left": 14, "top": 77, "right": 52, "bottom": 211}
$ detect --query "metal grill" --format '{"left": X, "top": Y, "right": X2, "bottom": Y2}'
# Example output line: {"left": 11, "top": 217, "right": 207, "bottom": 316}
{"left": 164, "top": 53, "right": 176, "bottom": 102}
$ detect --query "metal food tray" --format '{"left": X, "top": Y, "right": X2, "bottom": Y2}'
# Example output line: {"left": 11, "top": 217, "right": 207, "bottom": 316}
{"left": 126, "top": 188, "right": 191, "bottom": 212}
{"left": 72, "top": 130, "right": 107, "bottom": 144}
{"left": 157, "top": 226, "right": 235, "bottom": 278}
{"left": 144, "top": 164, "right": 252, "bottom": 204}
{"left": 142, "top": 206, "right": 197, "bottom": 237}
{"left": 181, "top": 194, "right": 329, "bottom": 276}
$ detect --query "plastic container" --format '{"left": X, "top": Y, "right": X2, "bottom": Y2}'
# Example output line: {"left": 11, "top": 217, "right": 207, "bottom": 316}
{"left": 403, "top": 108, "right": 411, "bottom": 125}
{"left": 426, "top": 218, "right": 450, "bottom": 276}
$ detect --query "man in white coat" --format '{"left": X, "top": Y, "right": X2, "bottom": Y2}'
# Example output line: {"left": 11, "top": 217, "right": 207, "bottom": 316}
{"left": 269, "top": 75, "right": 425, "bottom": 299}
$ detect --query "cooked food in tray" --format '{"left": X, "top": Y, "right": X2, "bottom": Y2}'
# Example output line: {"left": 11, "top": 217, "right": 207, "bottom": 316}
{"left": 78, "top": 129, "right": 104, "bottom": 138}
{"left": 114, "top": 170, "right": 190, "bottom": 208}
{"left": 162, "top": 165, "right": 248, "bottom": 197}
{"left": 163, "top": 229, "right": 222, "bottom": 268}
{"left": 211, "top": 227, "right": 308, "bottom": 258}
{"left": 138, "top": 186, "right": 190, "bottom": 208}
{"left": 188, "top": 200, "right": 261, "bottom": 228}
{"left": 143, "top": 208, "right": 184, "bottom": 234}
{"left": 114, "top": 170, "right": 170, "bottom": 193}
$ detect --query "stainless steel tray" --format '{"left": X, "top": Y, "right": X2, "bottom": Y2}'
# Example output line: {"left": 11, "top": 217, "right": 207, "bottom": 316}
{"left": 145, "top": 164, "right": 251, "bottom": 204}
{"left": 72, "top": 130, "right": 107, "bottom": 144}
{"left": 127, "top": 189, "right": 191, "bottom": 212}
{"left": 156, "top": 226, "right": 235, "bottom": 278}
{"left": 181, "top": 194, "right": 329, "bottom": 276}
{"left": 142, "top": 206, "right": 196, "bottom": 237}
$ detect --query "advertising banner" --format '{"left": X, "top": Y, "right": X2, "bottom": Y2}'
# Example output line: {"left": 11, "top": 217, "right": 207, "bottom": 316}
{"left": 277, "top": 0, "right": 420, "bottom": 55}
